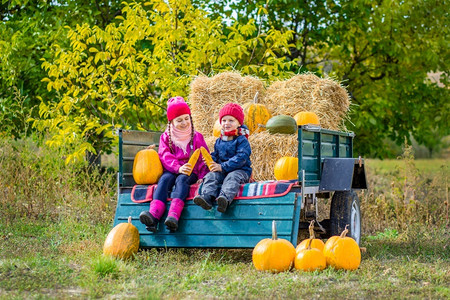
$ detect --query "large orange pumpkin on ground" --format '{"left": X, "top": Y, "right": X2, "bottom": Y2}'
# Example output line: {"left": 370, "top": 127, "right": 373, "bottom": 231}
{"left": 252, "top": 221, "right": 296, "bottom": 273}
{"left": 103, "top": 216, "right": 140, "bottom": 259}
{"left": 132, "top": 146, "right": 163, "bottom": 184}
{"left": 294, "top": 239, "right": 326, "bottom": 272}
{"left": 323, "top": 225, "right": 361, "bottom": 270}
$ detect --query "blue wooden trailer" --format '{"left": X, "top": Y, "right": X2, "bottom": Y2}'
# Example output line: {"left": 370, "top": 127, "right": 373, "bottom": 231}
{"left": 113, "top": 125, "right": 367, "bottom": 248}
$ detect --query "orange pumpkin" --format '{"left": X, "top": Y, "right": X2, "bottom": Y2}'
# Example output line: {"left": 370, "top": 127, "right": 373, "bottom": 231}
{"left": 213, "top": 119, "right": 221, "bottom": 137}
{"left": 252, "top": 221, "right": 296, "bottom": 273}
{"left": 242, "top": 94, "right": 272, "bottom": 134}
{"left": 274, "top": 156, "right": 298, "bottom": 181}
{"left": 294, "top": 239, "right": 326, "bottom": 272}
{"left": 323, "top": 225, "right": 361, "bottom": 270}
{"left": 294, "top": 111, "right": 320, "bottom": 126}
{"left": 103, "top": 216, "right": 140, "bottom": 259}
{"left": 132, "top": 146, "right": 163, "bottom": 184}
{"left": 296, "top": 220, "right": 325, "bottom": 253}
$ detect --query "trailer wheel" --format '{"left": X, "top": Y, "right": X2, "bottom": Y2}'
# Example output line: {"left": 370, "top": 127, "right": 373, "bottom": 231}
{"left": 330, "top": 191, "right": 361, "bottom": 245}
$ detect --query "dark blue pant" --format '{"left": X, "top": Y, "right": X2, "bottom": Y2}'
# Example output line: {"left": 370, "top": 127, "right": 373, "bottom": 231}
{"left": 200, "top": 169, "right": 250, "bottom": 202}
{"left": 154, "top": 171, "right": 198, "bottom": 203}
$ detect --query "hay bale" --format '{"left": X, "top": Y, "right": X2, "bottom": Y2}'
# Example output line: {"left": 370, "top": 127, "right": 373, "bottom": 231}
{"left": 189, "top": 71, "right": 351, "bottom": 181}
{"left": 189, "top": 72, "right": 266, "bottom": 137}
{"left": 264, "top": 73, "right": 350, "bottom": 130}
{"left": 248, "top": 132, "right": 298, "bottom": 181}
{"left": 311, "top": 78, "right": 350, "bottom": 130}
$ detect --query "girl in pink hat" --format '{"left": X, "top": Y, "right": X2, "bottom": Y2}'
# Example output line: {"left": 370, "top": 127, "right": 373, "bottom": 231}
{"left": 139, "top": 96, "right": 209, "bottom": 232}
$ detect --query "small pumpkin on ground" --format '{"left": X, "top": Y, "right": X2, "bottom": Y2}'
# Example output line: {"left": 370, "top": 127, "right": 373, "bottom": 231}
{"left": 274, "top": 156, "right": 298, "bottom": 181}
{"left": 294, "top": 238, "right": 326, "bottom": 272}
{"left": 132, "top": 145, "right": 163, "bottom": 184}
{"left": 252, "top": 220, "right": 296, "bottom": 273}
{"left": 103, "top": 216, "right": 140, "bottom": 259}
{"left": 264, "top": 115, "right": 298, "bottom": 134}
{"left": 323, "top": 225, "right": 361, "bottom": 270}
{"left": 295, "top": 220, "right": 325, "bottom": 253}
{"left": 294, "top": 111, "right": 320, "bottom": 126}
{"left": 242, "top": 93, "right": 272, "bottom": 134}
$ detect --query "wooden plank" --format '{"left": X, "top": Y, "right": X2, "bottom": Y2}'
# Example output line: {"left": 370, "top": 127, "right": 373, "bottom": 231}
{"left": 113, "top": 189, "right": 301, "bottom": 248}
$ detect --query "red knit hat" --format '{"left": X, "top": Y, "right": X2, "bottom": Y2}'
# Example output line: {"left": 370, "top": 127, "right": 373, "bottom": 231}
{"left": 219, "top": 103, "right": 245, "bottom": 125}
{"left": 167, "top": 96, "right": 191, "bottom": 121}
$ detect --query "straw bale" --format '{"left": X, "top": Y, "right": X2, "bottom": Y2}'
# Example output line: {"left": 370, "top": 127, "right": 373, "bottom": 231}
{"left": 189, "top": 72, "right": 266, "bottom": 137}
{"left": 248, "top": 131, "right": 298, "bottom": 181}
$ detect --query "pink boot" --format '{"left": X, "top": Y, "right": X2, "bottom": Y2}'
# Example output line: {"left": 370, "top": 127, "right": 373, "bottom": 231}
{"left": 164, "top": 198, "right": 185, "bottom": 231}
{"left": 139, "top": 199, "right": 166, "bottom": 232}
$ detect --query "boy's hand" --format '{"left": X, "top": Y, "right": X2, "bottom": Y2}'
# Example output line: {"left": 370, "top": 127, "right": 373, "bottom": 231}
{"left": 210, "top": 163, "right": 222, "bottom": 172}
{"left": 179, "top": 163, "right": 192, "bottom": 175}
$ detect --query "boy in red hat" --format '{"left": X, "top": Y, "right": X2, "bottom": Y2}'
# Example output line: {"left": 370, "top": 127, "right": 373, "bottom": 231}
{"left": 194, "top": 103, "right": 252, "bottom": 213}
{"left": 139, "top": 96, "right": 210, "bottom": 232}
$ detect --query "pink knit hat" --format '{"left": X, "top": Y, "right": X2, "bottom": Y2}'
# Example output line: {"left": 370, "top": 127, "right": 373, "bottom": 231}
{"left": 167, "top": 96, "right": 191, "bottom": 121}
{"left": 219, "top": 103, "right": 245, "bottom": 125}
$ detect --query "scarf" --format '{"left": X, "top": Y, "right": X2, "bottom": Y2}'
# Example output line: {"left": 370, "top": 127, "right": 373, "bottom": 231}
{"left": 170, "top": 123, "right": 192, "bottom": 154}
{"left": 220, "top": 127, "right": 250, "bottom": 141}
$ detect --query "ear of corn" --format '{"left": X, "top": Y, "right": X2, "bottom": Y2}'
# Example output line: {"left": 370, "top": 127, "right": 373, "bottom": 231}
{"left": 200, "top": 147, "right": 214, "bottom": 171}
{"left": 186, "top": 148, "right": 201, "bottom": 175}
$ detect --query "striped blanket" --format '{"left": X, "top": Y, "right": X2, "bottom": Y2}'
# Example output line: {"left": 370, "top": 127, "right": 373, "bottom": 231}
{"left": 131, "top": 180, "right": 297, "bottom": 203}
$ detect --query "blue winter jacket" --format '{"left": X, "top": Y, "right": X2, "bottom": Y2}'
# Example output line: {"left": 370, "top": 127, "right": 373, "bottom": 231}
{"left": 210, "top": 126, "right": 252, "bottom": 177}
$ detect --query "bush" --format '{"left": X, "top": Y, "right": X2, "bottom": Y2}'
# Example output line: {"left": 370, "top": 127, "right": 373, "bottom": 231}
{"left": 0, "top": 136, "right": 116, "bottom": 226}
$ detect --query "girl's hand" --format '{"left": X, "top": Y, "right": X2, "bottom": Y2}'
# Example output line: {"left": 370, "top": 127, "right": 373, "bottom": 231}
{"left": 196, "top": 179, "right": 203, "bottom": 184}
{"left": 210, "top": 163, "right": 222, "bottom": 172}
{"left": 179, "top": 163, "right": 192, "bottom": 175}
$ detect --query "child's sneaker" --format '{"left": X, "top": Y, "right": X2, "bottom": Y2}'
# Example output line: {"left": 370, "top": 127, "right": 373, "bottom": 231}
{"left": 193, "top": 195, "right": 213, "bottom": 210}
{"left": 216, "top": 196, "right": 229, "bottom": 213}
{"left": 164, "top": 216, "right": 178, "bottom": 232}
{"left": 139, "top": 211, "right": 158, "bottom": 232}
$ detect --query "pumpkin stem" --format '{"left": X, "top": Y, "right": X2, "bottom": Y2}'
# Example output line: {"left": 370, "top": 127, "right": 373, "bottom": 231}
{"left": 307, "top": 236, "right": 313, "bottom": 250}
{"left": 272, "top": 220, "right": 278, "bottom": 240}
{"left": 308, "top": 220, "right": 315, "bottom": 239}
{"left": 146, "top": 144, "right": 156, "bottom": 149}
{"left": 340, "top": 224, "right": 349, "bottom": 238}
{"left": 253, "top": 91, "right": 259, "bottom": 104}
{"left": 128, "top": 216, "right": 132, "bottom": 223}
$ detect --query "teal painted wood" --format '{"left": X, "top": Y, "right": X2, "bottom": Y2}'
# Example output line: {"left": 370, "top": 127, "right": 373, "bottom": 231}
{"left": 114, "top": 189, "right": 302, "bottom": 248}
{"left": 298, "top": 126, "right": 355, "bottom": 186}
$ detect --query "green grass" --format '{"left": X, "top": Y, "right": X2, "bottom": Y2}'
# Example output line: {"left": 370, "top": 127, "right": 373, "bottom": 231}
{"left": 1, "top": 219, "right": 449, "bottom": 299}
{"left": 0, "top": 138, "right": 449, "bottom": 299}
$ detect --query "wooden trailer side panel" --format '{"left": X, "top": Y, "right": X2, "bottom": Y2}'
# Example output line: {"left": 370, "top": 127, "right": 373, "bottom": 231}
{"left": 114, "top": 188, "right": 302, "bottom": 248}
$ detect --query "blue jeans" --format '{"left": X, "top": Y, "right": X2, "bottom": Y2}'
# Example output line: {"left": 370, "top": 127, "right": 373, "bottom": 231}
{"left": 200, "top": 170, "right": 250, "bottom": 202}
{"left": 154, "top": 171, "right": 198, "bottom": 203}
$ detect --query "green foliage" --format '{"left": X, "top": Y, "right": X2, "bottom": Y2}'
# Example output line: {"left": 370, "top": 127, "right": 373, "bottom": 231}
{"left": 201, "top": 0, "right": 449, "bottom": 157}
{"left": 33, "top": 0, "right": 295, "bottom": 161}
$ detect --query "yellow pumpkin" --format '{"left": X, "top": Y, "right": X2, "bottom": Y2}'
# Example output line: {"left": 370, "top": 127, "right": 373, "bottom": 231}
{"left": 213, "top": 119, "right": 221, "bottom": 137}
{"left": 294, "top": 239, "right": 326, "bottom": 272}
{"left": 252, "top": 220, "right": 296, "bottom": 273}
{"left": 294, "top": 111, "right": 320, "bottom": 126}
{"left": 242, "top": 95, "right": 272, "bottom": 134}
{"left": 132, "top": 146, "right": 163, "bottom": 184}
{"left": 103, "top": 216, "right": 140, "bottom": 259}
{"left": 296, "top": 220, "right": 325, "bottom": 253}
{"left": 274, "top": 156, "right": 298, "bottom": 181}
{"left": 323, "top": 225, "right": 361, "bottom": 270}
{"left": 185, "top": 148, "right": 201, "bottom": 176}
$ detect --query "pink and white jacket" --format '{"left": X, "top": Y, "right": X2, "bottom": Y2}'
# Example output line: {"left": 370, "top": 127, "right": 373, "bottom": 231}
{"left": 158, "top": 130, "right": 210, "bottom": 179}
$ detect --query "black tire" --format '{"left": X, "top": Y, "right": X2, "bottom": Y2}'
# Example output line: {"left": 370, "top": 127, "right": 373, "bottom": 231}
{"left": 330, "top": 191, "right": 361, "bottom": 245}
